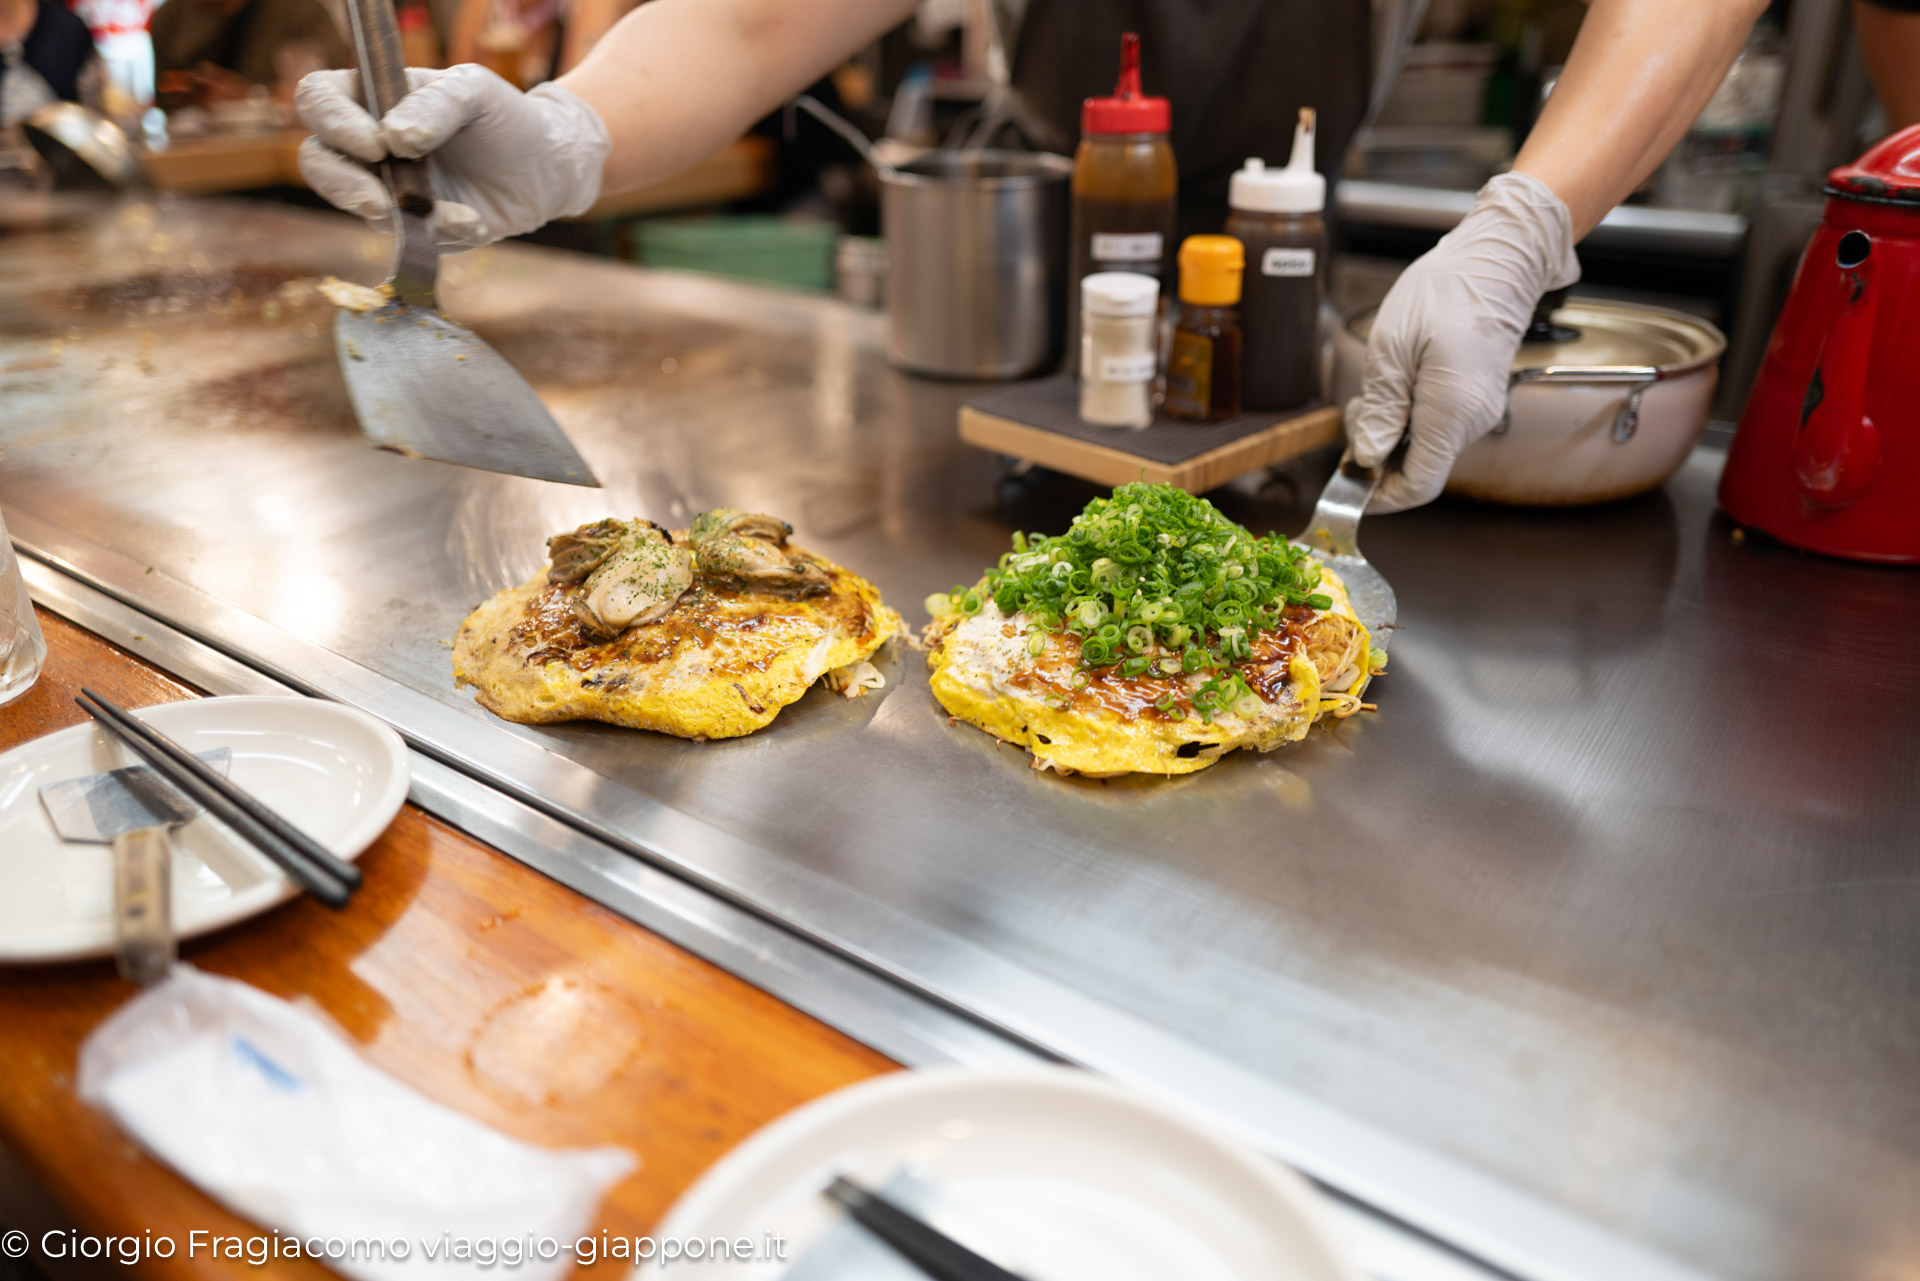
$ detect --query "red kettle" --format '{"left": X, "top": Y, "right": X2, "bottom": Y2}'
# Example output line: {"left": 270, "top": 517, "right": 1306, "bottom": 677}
{"left": 1719, "top": 123, "right": 1920, "bottom": 563}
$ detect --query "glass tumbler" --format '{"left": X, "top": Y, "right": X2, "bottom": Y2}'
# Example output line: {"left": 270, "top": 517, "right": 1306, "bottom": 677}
{"left": 0, "top": 505, "right": 46, "bottom": 707}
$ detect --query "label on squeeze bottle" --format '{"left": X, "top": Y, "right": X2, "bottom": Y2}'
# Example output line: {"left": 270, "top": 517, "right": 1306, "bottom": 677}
{"left": 1261, "top": 247, "right": 1316, "bottom": 278}
{"left": 1092, "top": 232, "right": 1164, "bottom": 263}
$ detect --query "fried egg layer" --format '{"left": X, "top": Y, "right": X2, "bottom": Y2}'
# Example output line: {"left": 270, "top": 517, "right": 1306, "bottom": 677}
{"left": 926, "top": 569, "right": 1372, "bottom": 776}
{"left": 454, "top": 546, "right": 901, "bottom": 739}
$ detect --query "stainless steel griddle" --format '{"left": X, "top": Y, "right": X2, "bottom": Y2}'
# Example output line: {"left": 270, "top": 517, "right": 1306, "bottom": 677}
{"left": 1, "top": 197, "right": 1914, "bottom": 1281}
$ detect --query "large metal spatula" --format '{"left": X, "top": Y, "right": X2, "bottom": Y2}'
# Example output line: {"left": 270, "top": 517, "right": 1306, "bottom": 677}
{"left": 1294, "top": 454, "right": 1397, "bottom": 640}
{"left": 334, "top": 0, "right": 598, "bottom": 487}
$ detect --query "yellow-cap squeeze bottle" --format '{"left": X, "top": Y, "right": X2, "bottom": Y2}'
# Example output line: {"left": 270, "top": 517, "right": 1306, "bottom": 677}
{"left": 1164, "top": 235, "right": 1245, "bottom": 422}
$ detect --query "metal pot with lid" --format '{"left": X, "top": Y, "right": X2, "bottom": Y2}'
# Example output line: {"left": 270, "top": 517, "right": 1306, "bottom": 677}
{"left": 1333, "top": 292, "right": 1726, "bottom": 505}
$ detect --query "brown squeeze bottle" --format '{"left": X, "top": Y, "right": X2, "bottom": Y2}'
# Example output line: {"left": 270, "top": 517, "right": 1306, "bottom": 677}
{"left": 1067, "top": 32, "right": 1176, "bottom": 374}
{"left": 1164, "top": 236, "right": 1245, "bottom": 422}
{"left": 1224, "top": 108, "right": 1327, "bottom": 411}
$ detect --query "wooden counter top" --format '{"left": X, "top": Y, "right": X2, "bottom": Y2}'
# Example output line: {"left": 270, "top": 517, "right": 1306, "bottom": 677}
{"left": 0, "top": 608, "right": 895, "bottom": 1277}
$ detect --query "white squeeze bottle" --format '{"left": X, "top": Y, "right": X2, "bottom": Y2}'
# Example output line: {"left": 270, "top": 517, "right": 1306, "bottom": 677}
{"left": 1224, "top": 107, "right": 1328, "bottom": 412}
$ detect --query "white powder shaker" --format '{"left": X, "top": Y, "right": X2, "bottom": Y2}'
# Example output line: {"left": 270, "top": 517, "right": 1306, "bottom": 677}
{"left": 1079, "top": 271, "right": 1160, "bottom": 428}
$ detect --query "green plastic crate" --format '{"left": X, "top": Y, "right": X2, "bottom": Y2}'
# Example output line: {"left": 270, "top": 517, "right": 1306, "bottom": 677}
{"left": 631, "top": 215, "right": 839, "bottom": 291}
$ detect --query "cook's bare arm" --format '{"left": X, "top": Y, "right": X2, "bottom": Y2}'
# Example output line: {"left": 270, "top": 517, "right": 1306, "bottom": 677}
{"left": 297, "top": 0, "right": 915, "bottom": 248}
{"left": 1350, "top": 0, "right": 1769, "bottom": 512}
{"left": 1514, "top": 0, "right": 1771, "bottom": 235}
{"left": 560, "top": 0, "right": 918, "bottom": 198}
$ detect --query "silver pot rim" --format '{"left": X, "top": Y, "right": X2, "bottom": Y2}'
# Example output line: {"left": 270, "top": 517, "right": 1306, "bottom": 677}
{"left": 880, "top": 149, "right": 1075, "bottom": 192}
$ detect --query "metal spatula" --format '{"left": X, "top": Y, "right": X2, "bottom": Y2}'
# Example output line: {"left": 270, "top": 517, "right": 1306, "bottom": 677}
{"left": 1294, "top": 455, "right": 1397, "bottom": 639}
{"left": 39, "top": 749, "right": 231, "bottom": 984}
{"left": 334, "top": 0, "right": 599, "bottom": 488}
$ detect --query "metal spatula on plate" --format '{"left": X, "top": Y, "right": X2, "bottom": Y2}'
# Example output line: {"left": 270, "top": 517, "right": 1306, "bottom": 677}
{"left": 38, "top": 749, "right": 231, "bottom": 984}
{"left": 333, "top": 0, "right": 598, "bottom": 487}
{"left": 1294, "top": 454, "right": 1397, "bottom": 640}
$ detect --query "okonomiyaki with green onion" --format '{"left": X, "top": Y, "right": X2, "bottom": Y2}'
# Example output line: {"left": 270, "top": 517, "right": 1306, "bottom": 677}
{"left": 923, "top": 483, "right": 1384, "bottom": 776}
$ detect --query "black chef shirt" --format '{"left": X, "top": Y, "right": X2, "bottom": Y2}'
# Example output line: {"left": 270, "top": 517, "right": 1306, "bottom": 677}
{"left": 1, "top": 0, "right": 95, "bottom": 106}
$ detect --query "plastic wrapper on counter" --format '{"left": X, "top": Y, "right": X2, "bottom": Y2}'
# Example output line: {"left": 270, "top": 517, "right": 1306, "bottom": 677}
{"left": 76, "top": 966, "right": 636, "bottom": 1280}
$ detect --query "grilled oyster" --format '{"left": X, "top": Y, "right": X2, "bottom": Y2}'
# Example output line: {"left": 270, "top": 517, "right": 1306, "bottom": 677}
{"left": 546, "top": 518, "right": 692, "bottom": 641}
{"left": 689, "top": 508, "right": 830, "bottom": 598}
{"left": 546, "top": 519, "right": 625, "bottom": 584}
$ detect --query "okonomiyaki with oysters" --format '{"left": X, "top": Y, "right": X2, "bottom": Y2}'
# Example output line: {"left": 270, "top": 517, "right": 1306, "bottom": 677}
{"left": 924, "top": 483, "right": 1384, "bottom": 776}
{"left": 454, "top": 509, "right": 901, "bottom": 739}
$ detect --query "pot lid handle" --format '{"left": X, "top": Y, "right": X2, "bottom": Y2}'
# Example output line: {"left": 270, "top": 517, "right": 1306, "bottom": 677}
{"left": 1523, "top": 288, "right": 1580, "bottom": 344}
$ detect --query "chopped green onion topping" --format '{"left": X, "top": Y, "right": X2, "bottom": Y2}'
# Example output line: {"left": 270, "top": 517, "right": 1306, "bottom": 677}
{"left": 944, "top": 482, "right": 1328, "bottom": 681}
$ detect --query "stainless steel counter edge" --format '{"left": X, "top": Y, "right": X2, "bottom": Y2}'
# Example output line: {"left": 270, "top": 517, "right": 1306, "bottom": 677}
{"left": 20, "top": 551, "right": 1516, "bottom": 1281}
{"left": 13, "top": 513, "right": 1710, "bottom": 1281}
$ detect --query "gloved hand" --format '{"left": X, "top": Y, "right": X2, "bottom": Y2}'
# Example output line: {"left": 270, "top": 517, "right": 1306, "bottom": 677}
{"left": 294, "top": 65, "right": 611, "bottom": 252}
{"left": 1346, "top": 171, "right": 1581, "bottom": 512}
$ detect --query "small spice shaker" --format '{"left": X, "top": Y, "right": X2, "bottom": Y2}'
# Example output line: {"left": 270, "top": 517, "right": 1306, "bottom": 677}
{"left": 1079, "top": 271, "right": 1161, "bottom": 428}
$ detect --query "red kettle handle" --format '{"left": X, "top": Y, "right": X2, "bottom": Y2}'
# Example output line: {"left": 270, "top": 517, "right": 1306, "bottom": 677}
{"left": 1793, "top": 231, "right": 1882, "bottom": 506}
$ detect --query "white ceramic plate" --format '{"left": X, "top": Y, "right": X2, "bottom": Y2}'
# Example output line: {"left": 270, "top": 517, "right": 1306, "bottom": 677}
{"left": 644, "top": 1065, "right": 1361, "bottom": 1281}
{"left": 0, "top": 696, "right": 409, "bottom": 962}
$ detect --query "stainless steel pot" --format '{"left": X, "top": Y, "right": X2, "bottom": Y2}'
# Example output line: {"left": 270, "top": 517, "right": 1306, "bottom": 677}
{"left": 881, "top": 150, "right": 1073, "bottom": 379}
{"left": 1332, "top": 297, "right": 1726, "bottom": 505}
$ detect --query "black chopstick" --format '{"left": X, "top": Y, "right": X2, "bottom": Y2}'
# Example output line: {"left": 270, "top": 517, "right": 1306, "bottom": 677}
{"left": 76, "top": 689, "right": 357, "bottom": 909}
{"left": 825, "top": 1177, "right": 1027, "bottom": 1281}
{"left": 82, "top": 688, "right": 363, "bottom": 890}
{"left": 77, "top": 690, "right": 356, "bottom": 907}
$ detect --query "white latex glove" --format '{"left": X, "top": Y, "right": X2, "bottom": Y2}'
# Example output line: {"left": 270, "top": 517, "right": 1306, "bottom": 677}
{"left": 295, "top": 64, "right": 611, "bottom": 252}
{"left": 1346, "top": 171, "right": 1581, "bottom": 512}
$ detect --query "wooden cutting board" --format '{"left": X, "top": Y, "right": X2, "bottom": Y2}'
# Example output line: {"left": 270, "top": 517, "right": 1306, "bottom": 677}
{"left": 959, "top": 376, "right": 1342, "bottom": 493}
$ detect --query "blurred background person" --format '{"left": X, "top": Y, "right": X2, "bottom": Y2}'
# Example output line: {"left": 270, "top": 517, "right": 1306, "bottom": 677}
{"left": 0, "top": 0, "right": 99, "bottom": 127}
{"left": 152, "top": 0, "right": 348, "bottom": 91}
